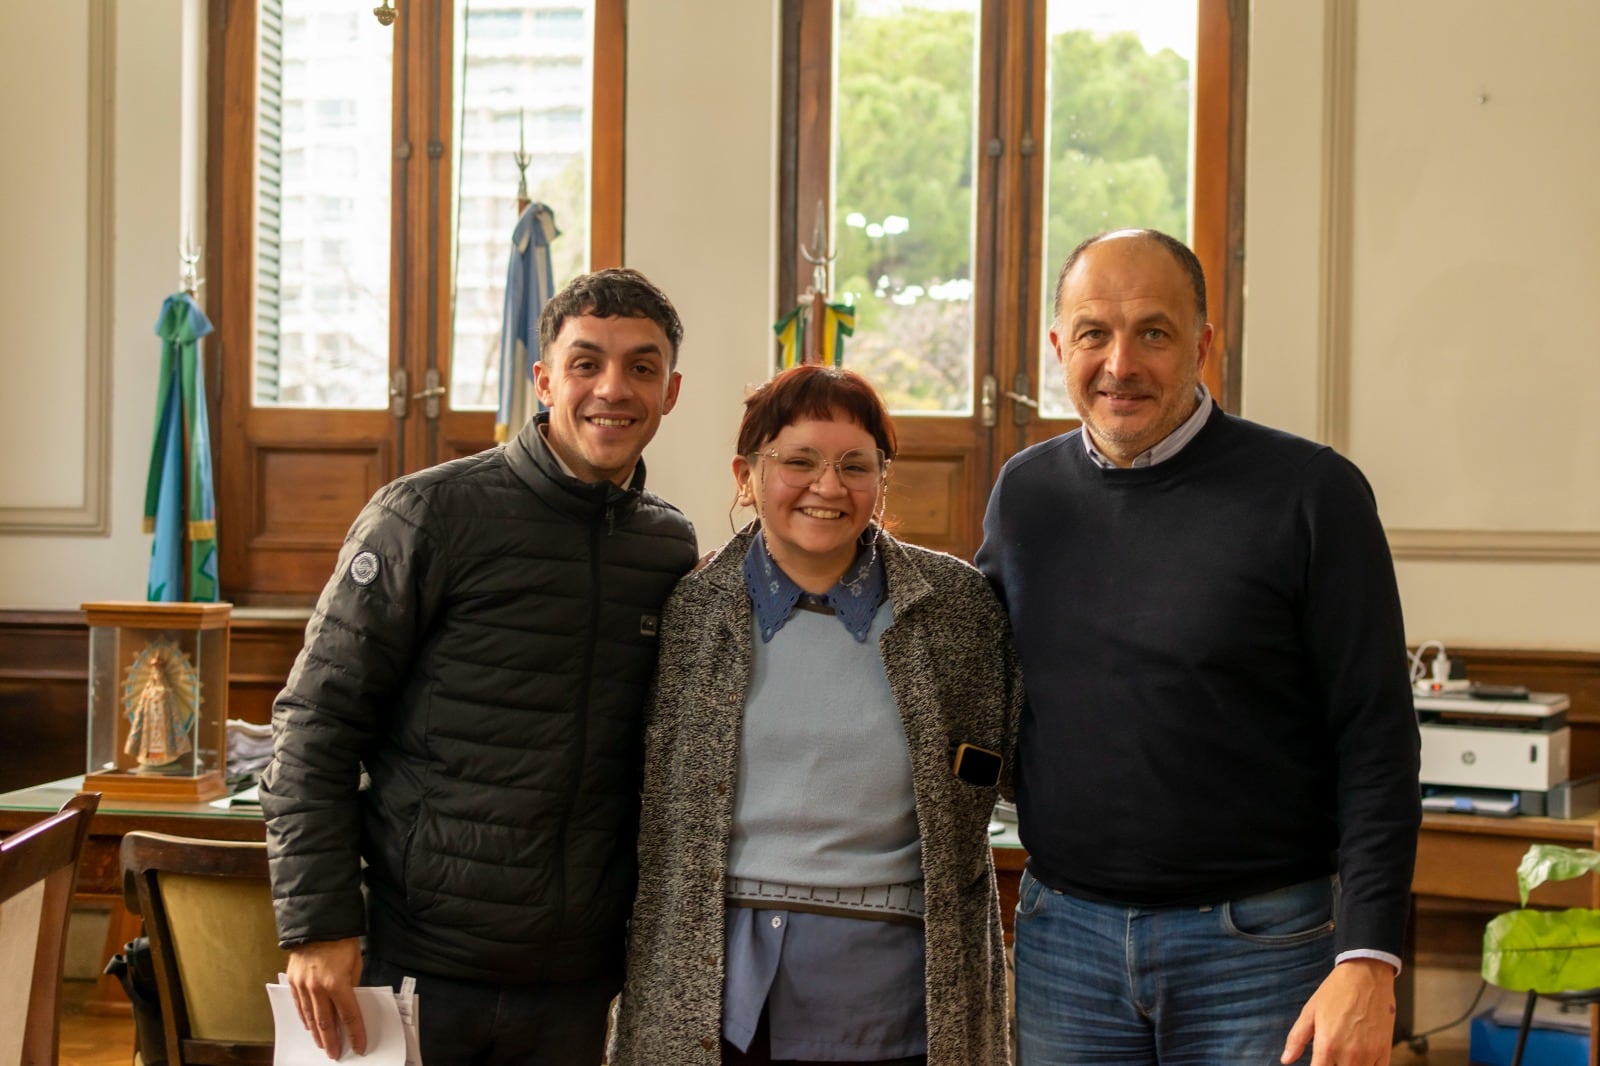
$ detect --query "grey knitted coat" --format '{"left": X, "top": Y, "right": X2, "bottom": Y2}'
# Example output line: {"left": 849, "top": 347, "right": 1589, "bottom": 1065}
{"left": 610, "top": 528, "right": 1019, "bottom": 1065}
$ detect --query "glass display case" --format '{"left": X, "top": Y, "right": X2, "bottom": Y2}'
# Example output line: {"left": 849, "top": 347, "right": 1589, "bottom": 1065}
{"left": 82, "top": 601, "right": 232, "bottom": 802}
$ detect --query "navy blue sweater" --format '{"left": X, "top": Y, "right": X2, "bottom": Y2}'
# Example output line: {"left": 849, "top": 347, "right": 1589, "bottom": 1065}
{"left": 975, "top": 407, "right": 1420, "bottom": 958}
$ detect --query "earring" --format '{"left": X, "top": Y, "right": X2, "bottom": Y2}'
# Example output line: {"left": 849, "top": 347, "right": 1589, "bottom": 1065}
{"left": 729, "top": 488, "right": 758, "bottom": 535}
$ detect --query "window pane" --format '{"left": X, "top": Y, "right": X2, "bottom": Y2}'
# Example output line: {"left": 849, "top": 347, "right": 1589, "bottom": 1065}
{"left": 450, "top": 1, "right": 595, "bottom": 412}
{"left": 1038, "top": 0, "right": 1195, "bottom": 418}
{"left": 256, "top": 0, "right": 393, "bottom": 408}
{"left": 832, "top": 0, "right": 979, "bottom": 416}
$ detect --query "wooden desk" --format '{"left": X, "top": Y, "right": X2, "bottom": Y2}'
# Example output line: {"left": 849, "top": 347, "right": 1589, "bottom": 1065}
{"left": 0, "top": 775, "right": 265, "bottom": 1014}
{"left": 1417, "top": 810, "right": 1600, "bottom": 908}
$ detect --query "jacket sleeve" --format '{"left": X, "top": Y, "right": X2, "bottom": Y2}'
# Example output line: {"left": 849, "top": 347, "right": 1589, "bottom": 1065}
{"left": 960, "top": 563, "right": 1024, "bottom": 797}
{"left": 1300, "top": 450, "right": 1421, "bottom": 959}
{"left": 259, "top": 482, "right": 439, "bottom": 948}
{"left": 997, "top": 614, "right": 1024, "bottom": 805}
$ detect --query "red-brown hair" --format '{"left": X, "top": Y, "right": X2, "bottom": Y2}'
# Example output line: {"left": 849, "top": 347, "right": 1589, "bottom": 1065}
{"left": 736, "top": 365, "right": 898, "bottom": 459}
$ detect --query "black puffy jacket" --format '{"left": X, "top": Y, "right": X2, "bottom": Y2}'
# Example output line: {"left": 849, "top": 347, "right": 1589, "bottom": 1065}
{"left": 260, "top": 414, "right": 697, "bottom": 982}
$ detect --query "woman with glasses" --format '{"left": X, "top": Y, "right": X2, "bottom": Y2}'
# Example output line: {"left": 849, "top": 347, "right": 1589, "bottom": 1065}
{"left": 611, "top": 365, "right": 1018, "bottom": 1066}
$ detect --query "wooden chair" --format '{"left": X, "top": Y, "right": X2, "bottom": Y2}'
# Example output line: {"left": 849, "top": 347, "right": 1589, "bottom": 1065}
{"left": 0, "top": 791, "right": 99, "bottom": 1066}
{"left": 121, "top": 832, "right": 287, "bottom": 1066}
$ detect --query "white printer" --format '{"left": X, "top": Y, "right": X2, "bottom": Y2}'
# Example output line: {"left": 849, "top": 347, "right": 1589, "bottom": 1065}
{"left": 1415, "top": 689, "right": 1595, "bottom": 817}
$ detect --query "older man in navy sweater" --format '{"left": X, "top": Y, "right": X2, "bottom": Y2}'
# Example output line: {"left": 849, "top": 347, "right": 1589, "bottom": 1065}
{"left": 977, "top": 229, "right": 1419, "bottom": 1066}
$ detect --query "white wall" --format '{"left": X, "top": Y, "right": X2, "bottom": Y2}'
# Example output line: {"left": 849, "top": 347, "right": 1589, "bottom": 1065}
{"left": 0, "top": 0, "right": 199, "bottom": 607}
{"left": 622, "top": 0, "right": 781, "bottom": 551}
{"left": 0, "top": 2, "right": 90, "bottom": 512}
{"left": 1243, "top": 0, "right": 1600, "bottom": 648}
{"left": 1236, "top": 0, "right": 1323, "bottom": 440}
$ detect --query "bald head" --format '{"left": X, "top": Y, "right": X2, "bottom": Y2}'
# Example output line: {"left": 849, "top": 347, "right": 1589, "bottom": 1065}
{"left": 1053, "top": 229, "right": 1207, "bottom": 330}
{"left": 1049, "top": 232, "right": 1213, "bottom": 467}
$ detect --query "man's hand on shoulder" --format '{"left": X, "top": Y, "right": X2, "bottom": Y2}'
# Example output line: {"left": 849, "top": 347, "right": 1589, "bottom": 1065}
{"left": 287, "top": 937, "right": 367, "bottom": 1058}
{"left": 1281, "top": 957, "right": 1395, "bottom": 1066}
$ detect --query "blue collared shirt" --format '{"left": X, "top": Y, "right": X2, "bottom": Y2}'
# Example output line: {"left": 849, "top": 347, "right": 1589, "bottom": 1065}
{"left": 742, "top": 530, "right": 886, "bottom": 643}
{"left": 721, "top": 906, "right": 925, "bottom": 1059}
{"left": 1082, "top": 384, "right": 1213, "bottom": 469}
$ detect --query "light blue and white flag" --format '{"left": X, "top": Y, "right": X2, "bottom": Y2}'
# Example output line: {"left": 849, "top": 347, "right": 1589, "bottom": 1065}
{"left": 495, "top": 203, "right": 560, "bottom": 442}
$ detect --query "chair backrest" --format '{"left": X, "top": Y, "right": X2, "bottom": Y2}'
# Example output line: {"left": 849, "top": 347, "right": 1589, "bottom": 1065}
{"left": 0, "top": 792, "right": 99, "bottom": 1066}
{"left": 121, "top": 832, "right": 287, "bottom": 1066}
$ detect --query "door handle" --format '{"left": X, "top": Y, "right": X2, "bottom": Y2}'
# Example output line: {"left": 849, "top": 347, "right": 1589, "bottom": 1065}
{"left": 411, "top": 368, "right": 445, "bottom": 419}
{"left": 981, "top": 375, "right": 998, "bottom": 428}
{"left": 1006, "top": 373, "right": 1037, "bottom": 425}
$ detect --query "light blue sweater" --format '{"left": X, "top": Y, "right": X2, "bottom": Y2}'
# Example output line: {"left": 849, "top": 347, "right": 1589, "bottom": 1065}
{"left": 725, "top": 604, "right": 921, "bottom": 889}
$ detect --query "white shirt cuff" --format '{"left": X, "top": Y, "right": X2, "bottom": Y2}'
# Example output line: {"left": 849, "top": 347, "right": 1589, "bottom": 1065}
{"left": 1335, "top": 948, "right": 1402, "bottom": 975}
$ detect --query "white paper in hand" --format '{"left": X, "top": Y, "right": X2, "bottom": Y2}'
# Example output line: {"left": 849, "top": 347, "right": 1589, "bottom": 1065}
{"left": 266, "top": 982, "right": 408, "bottom": 1064}
{"left": 396, "top": 975, "right": 423, "bottom": 1066}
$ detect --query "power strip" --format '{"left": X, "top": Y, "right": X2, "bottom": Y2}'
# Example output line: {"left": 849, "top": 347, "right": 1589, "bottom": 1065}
{"left": 1414, "top": 678, "right": 1472, "bottom": 696}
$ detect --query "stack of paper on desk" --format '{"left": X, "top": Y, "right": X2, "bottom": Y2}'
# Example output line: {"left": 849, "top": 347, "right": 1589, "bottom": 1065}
{"left": 266, "top": 974, "right": 422, "bottom": 1065}
{"left": 227, "top": 718, "right": 276, "bottom": 776}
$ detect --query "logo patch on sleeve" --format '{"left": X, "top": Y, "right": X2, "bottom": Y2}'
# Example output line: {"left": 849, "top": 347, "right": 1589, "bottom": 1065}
{"left": 349, "top": 551, "right": 381, "bottom": 586}
{"left": 640, "top": 613, "right": 659, "bottom": 637}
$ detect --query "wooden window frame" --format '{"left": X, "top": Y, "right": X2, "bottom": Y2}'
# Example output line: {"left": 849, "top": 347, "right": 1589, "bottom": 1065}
{"left": 206, "top": 0, "right": 625, "bottom": 605}
{"left": 776, "top": 0, "right": 1246, "bottom": 561}
{"left": 779, "top": 0, "right": 1247, "bottom": 410}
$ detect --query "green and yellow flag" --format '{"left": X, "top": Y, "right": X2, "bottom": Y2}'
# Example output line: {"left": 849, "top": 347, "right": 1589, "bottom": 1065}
{"left": 774, "top": 294, "right": 855, "bottom": 369}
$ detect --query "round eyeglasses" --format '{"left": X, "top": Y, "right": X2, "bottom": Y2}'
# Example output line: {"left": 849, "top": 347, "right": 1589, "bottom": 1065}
{"left": 751, "top": 446, "right": 888, "bottom": 490}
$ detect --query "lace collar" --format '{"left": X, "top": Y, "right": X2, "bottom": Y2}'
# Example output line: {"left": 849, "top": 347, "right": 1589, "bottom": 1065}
{"left": 741, "top": 530, "right": 886, "bottom": 643}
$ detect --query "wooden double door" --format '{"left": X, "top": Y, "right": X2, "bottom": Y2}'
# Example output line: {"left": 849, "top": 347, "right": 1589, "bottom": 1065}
{"left": 787, "top": 0, "right": 1241, "bottom": 561}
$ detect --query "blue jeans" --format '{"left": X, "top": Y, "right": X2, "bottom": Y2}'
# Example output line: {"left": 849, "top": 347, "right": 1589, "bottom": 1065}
{"left": 1013, "top": 869, "right": 1336, "bottom": 1065}
{"left": 364, "top": 956, "right": 618, "bottom": 1066}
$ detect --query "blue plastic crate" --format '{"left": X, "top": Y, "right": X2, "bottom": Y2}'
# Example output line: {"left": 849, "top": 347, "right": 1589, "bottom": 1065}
{"left": 1469, "top": 1009, "right": 1588, "bottom": 1066}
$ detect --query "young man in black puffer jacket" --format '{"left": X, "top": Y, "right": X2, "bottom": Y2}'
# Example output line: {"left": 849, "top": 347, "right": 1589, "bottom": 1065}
{"left": 260, "top": 268, "right": 697, "bottom": 1064}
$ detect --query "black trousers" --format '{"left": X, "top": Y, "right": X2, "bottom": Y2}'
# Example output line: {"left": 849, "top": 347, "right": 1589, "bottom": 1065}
{"left": 365, "top": 956, "right": 618, "bottom": 1066}
{"left": 721, "top": 1005, "right": 928, "bottom": 1066}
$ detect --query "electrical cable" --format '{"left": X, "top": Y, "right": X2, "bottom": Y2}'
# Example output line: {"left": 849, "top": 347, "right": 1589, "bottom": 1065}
{"left": 1409, "top": 639, "right": 1446, "bottom": 685}
{"left": 1393, "top": 978, "right": 1489, "bottom": 1052}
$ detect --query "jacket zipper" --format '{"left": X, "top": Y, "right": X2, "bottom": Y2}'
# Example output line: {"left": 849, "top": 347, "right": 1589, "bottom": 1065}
{"left": 556, "top": 497, "right": 607, "bottom": 921}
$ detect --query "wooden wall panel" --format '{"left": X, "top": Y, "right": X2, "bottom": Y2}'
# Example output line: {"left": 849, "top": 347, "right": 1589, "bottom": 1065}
{"left": 0, "top": 678, "right": 88, "bottom": 792}
{"left": 230, "top": 613, "right": 309, "bottom": 724}
{"left": 887, "top": 457, "right": 965, "bottom": 552}
{"left": 242, "top": 443, "right": 387, "bottom": 600}
{"left": 0, "top": 611, "right": 88, "bottom": 793}
{"left": 255, "top": 446, "right": 386, "bottom": 540}
{"left": 439, "top": 432, "right": 496, "bottom": 464}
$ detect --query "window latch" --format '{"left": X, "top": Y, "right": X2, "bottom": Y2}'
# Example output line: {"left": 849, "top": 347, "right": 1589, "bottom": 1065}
{"left": 389, "top": 368, "right": 409, "bottom": 420}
